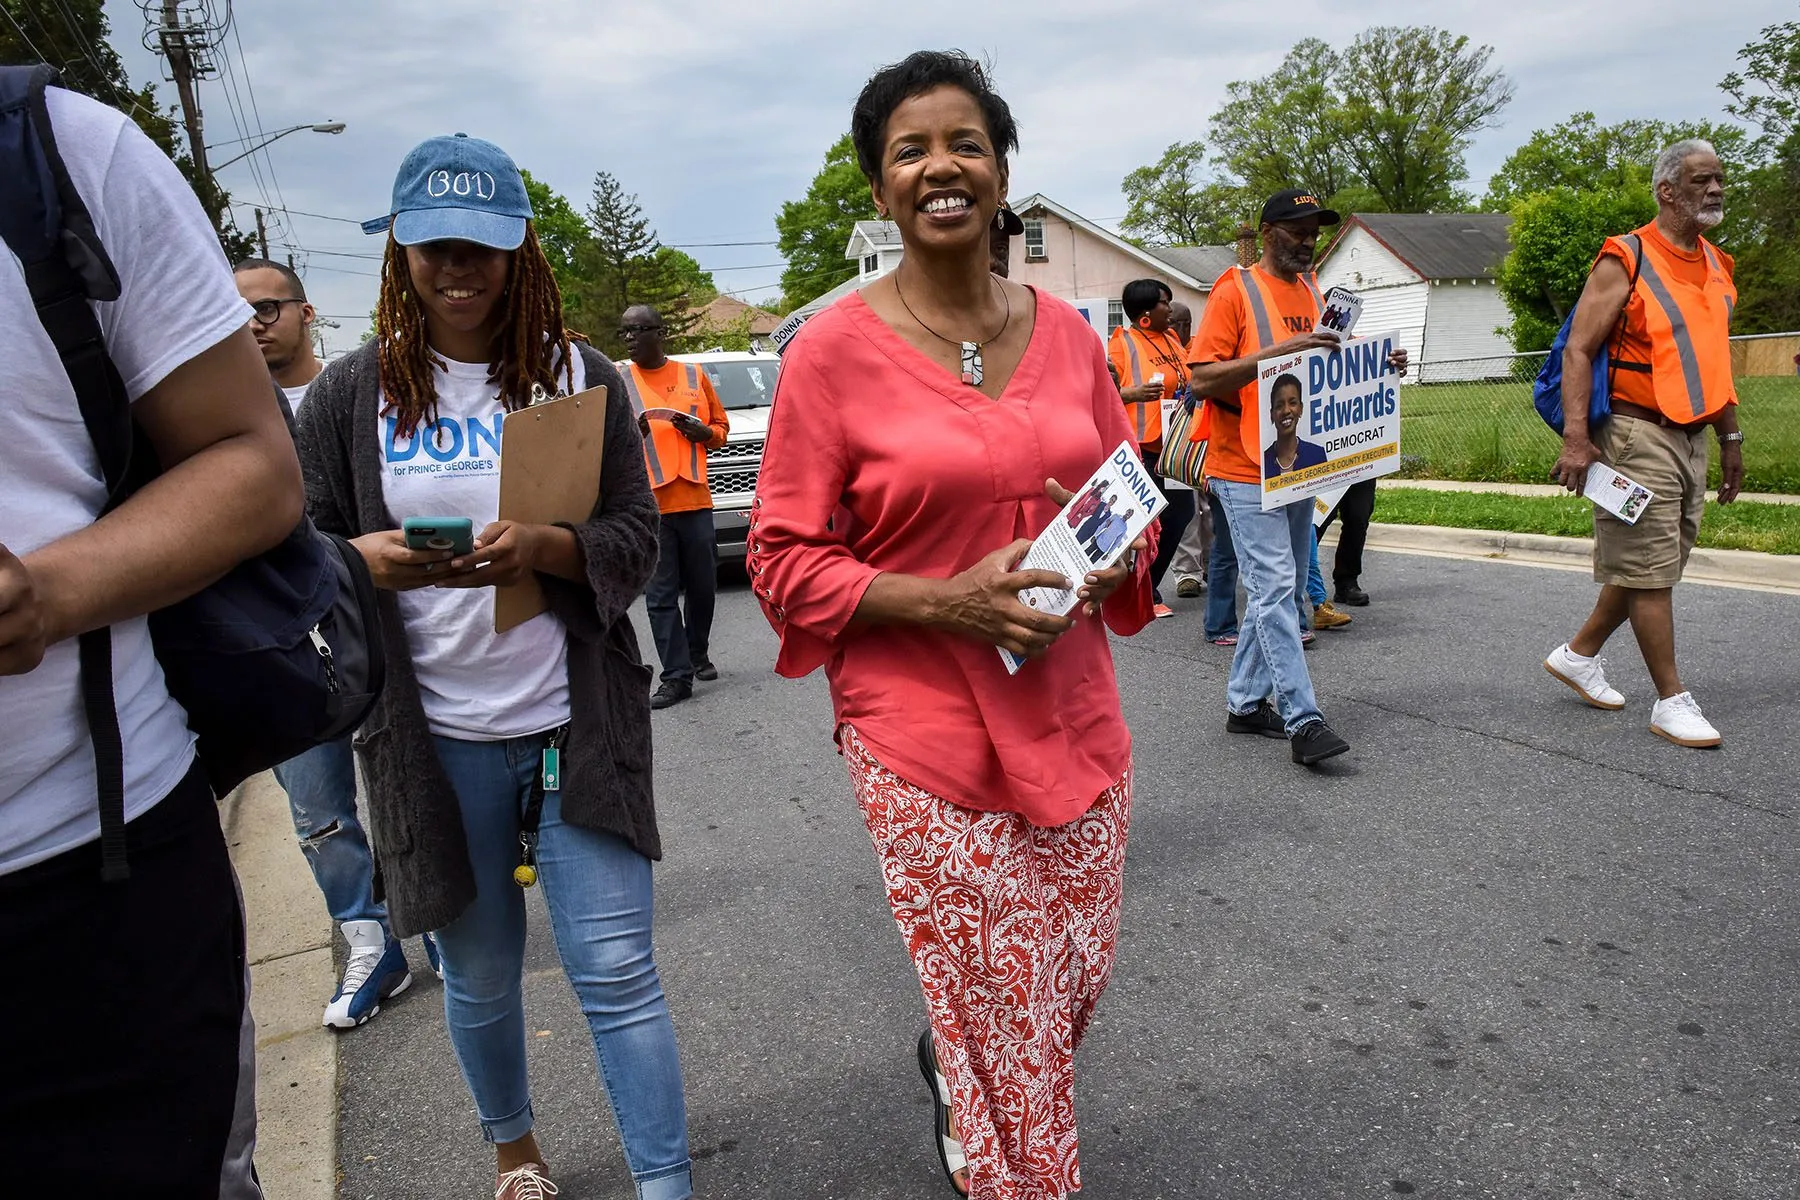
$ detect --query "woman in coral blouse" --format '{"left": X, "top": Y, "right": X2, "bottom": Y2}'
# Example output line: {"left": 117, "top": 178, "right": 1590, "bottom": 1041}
{"left": 747, "top": 50, "right": 1156, "bottom": 1200}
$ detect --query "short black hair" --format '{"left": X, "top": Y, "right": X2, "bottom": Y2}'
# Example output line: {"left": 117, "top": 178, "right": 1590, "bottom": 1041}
{"left": 234, "top": 257, "right": 307, "bottom": 300}
{"left": 850, "top": 50, "right": 1019, "bottom": 182}
{"left": 1271, "top": 373, "right": 1303, "bottom": 403}
{"left": 1121, "top": 278, "right": 1171, "bottom": 322}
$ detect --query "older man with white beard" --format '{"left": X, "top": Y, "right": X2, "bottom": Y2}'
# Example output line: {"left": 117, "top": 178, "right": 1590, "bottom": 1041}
{"left": 1544, "top": 139, "right": 1742, "bottom": 748}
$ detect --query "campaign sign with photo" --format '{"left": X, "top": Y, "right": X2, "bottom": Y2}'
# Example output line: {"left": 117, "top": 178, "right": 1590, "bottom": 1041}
{"left": 1258, "top": 333, "right": 1405, "bottom": 510}
{"left": 1317, "top": 286, "right": 1363, "bottom": 342}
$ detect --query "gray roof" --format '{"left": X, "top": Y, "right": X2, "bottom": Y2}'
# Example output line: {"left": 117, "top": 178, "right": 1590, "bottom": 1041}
{"left": 1343, "top": 213, "right": 1514, "bottom": 280}
{"left": 1143, "top": 244, "right": 1239, "bottom": 283}
{"left": 849, "top": 220, "right": 903, "bottom": 253}
{"left": 791, "top": 270, "right": 866, "bottom": 319}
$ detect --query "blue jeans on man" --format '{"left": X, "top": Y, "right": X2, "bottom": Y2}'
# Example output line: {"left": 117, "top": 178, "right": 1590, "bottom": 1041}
{"left": 1203, "top": 487, "right": 1240, "bottom": 641}
{"left": 272, "top": 738, "right": 385, "bottom": 927}
{"left": 430, "top": 733, "right": 693, "bottom": 1200}
{"left": 1210, "top": 479, "right": 1323, "bottom": 735}
{"left": 647, "top": 509, "right": 717, "bottom": 685}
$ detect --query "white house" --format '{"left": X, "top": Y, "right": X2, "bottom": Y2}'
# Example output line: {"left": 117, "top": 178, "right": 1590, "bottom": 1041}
{"left": 1314, "top": 213, "right": 1515, "bottom": 381}
{"left": 787, "top": 202, "right": 1240, "bottom": 347}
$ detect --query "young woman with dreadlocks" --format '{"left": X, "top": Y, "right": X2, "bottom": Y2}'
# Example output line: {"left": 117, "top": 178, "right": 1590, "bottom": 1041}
{"left": 294, "top": 134, "right": 691, "bottom": 1200}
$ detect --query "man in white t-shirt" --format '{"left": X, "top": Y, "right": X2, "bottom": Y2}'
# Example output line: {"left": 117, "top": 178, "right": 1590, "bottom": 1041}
{"left": 0, "top": 81, "right": 302, "bottom": 1193}
{"left": 234, "top": 259, "right": 425, "bottom": 1028}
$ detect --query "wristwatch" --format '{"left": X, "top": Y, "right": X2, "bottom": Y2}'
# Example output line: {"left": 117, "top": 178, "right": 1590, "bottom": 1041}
{"left": 1719, "top": 431, "right": 1745, "bottom": 445}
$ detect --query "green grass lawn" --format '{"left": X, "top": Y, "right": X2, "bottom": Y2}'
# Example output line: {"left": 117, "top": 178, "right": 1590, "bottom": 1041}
{"left": 1375, "top": 486, "right": 1800, "bottom": 554}
{"left": 1397, "top": 374, "right": 1800, "bottom": 495}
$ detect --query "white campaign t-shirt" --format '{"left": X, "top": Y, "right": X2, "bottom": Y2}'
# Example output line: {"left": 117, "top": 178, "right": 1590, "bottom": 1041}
{"left": 380, "top": 354, "right": 584, "bottom": 740}
{"left": 0, "top": 89, "right": 253, "bottom": 873}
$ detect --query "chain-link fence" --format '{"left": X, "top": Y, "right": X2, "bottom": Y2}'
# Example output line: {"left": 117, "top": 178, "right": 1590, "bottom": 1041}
{"left": 1397, "top": 333, "right": 1800, "bottom": 494}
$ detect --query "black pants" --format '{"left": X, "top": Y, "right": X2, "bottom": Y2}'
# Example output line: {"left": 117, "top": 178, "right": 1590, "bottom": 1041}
{"left": 0, "top": 762, "right": 262, "bottom": 1197}
{"left": 647, "top": 508, "right": 717, "bottom": 683}
{"left": 1142, "top": 456, "right": 1197, "bottom": 598}
{"left": 1320, "top": 478, "right": 1377, "bottom": 590}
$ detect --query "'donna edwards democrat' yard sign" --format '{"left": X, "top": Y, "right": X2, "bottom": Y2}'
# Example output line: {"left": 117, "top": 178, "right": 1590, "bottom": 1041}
{"left": 1257, "top": 333, "right": 1405, "bottom": 511}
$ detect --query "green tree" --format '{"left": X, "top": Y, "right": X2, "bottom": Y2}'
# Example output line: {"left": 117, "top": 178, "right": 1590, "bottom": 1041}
{"left": 1483, "top": 113, "right": 1748, "bottom": 212}
{"left": 1495, "top": 186, "right": 1656, "bottom": 351}
{"left": 1119, "top": 141, "right": 1249, "bottom": 245}
{"left": 1209, "top": 40, "right": 1354, "bottom": 205}
{"left": 1336, "top": 26, "right": 1513, "bottom": 212}
{"left": 519, "top": 169, "right": 593, "bottom": 301}
{"left": 775, "top": 133, "right": 876, "bottom": 311}
{"left": 1721, "top": 19, "right": 1800, "bottom": 333}
{"left": 568, "top": 171, "right": 698, "bottom": 359}
{"left": 1, "top": 0, "right": 253, "bottom": 259}
{"left": 655, "top": 246, "right": 717, "bottom": 306}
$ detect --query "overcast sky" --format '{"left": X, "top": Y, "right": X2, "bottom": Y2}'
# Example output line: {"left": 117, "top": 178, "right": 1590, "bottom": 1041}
{"left": 104, "top": 0, "right": 1789, "bottom": 356}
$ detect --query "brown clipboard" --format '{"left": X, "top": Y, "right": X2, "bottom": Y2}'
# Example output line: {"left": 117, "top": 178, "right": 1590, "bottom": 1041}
{"left": 493, "top": 385, "right": 608, "bottom": 633}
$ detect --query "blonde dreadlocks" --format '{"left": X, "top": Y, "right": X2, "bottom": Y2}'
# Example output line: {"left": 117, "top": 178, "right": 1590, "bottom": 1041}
{"left": 375, "top": 226, "right": 576, "bottom": 438}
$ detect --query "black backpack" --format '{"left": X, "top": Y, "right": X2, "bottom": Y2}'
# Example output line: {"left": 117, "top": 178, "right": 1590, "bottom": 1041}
{"left": 0, "top": 65, "right": 385, "bottom": 879}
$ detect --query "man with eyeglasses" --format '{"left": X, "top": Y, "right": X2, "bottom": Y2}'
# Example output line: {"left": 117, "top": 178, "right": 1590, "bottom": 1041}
{"left": 232, "top": 258, "right": 426, "bottom": 1028}
{"left": 618, "top": 304, "right": 730, "bottom": 709}
{"left": 235, "top": 259, "right": 322, "bottom": 410}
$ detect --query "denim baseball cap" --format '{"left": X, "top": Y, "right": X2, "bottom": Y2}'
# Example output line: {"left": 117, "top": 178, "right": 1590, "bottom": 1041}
{"left": 361, "top": 133, "right": 533, "bottom": 250}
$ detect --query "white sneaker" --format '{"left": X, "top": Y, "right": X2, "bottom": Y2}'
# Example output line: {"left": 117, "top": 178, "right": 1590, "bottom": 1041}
{"left": 1544, "top": 643, "right": 1624, "bottom": 710}
{"left": 322, "top": 919, "right": 412, "bottom": 1029}
{"left": 1650, "top": 692, "right": 1722, "bottom": 748}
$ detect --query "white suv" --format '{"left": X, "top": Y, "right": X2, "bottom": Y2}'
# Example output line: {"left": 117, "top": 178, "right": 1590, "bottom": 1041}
{"left": 673, "top": 349, "right": 779, "bottom": 562}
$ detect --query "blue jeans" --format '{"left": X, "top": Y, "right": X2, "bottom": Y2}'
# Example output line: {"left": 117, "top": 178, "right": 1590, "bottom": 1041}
{"left": 646, "top": 509, "right": 716, "bottom": 684}
{"left": 1306, "top": 529, "right": 1327, "bottom": 610}
{"left": 1203, "top": 487, "right": 1240, "bottom": 640}
{"left": 272, "top": 738, "right": 387, "bottom": 929}
{"left": 430, "top": 733, "right": 692, "bottom": 1200}
{"left": 1211, "top": 479, "right": 1322, "bottom": 734}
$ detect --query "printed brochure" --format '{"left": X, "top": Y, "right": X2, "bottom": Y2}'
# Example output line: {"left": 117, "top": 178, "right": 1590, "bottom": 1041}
{"left": 1584, "top": 462, "right": 1654, "bottom": 525}
{"left": 1318, "top": 286, "right": 1363, "bottom": 342}
{"left": 1001, "top": 441, "right": 1168, "bottom": 674}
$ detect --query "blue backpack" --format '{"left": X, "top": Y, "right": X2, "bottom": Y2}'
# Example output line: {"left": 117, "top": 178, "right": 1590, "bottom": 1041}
{"left": 1532, "top": 234, "right": 1643, "bottom": 435}
{"left": 0, "top": 66, "right": 385, "bottom": 879}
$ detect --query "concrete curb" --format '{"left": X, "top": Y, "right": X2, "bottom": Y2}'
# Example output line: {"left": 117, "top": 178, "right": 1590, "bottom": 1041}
{"left": 1353, "top": 521, "right": 1800, "bottom": 595}
{"left": 1388, "top": 479, "right": 1800, "bottom": 506}
{"left": 221, "top": 774, "right": 337, "bottom": 1200}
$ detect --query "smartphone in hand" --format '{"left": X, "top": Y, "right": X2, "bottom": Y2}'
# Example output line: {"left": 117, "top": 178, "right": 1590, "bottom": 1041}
{"left": 401, "top": 517, "right": 475, "bottom": 556}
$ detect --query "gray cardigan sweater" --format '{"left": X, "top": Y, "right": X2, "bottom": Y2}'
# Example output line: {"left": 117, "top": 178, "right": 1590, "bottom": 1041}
{"left": 294, "top": 342, "right": 661, "bottom": 938}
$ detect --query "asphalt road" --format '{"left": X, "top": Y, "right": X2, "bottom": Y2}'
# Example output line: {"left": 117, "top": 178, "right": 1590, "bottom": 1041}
{"left": 336, "top": 550, "right": 1799, "bottom": 1200}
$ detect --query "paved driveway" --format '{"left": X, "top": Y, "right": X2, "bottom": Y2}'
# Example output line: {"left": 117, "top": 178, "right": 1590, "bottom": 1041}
{"left": 337, "top": 550, "right": 1799, "bottom": 1199}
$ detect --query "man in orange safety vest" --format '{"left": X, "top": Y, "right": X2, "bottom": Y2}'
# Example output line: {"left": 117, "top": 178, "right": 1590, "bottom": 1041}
{"left": 621, "top": 304, "right": 730, "bottom": 709}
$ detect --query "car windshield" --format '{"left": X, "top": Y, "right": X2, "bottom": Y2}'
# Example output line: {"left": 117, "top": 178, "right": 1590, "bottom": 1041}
{"left": 697, "top": 360, "right": 779, "bottom": 410}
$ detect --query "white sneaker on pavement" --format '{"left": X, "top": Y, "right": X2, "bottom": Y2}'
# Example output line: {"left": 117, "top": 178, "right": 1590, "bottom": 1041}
{"left": 322, "top": 919, "right": 412, "bottom": 1029}
{"left": 1650, "top": 691, "right": 1722, "bottom": 748}
{"left": 1544, "top": 643, "right": 1624, "bottom": 710}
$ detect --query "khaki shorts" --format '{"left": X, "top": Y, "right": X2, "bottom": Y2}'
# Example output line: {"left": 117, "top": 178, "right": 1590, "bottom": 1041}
{"left": 1591, "top": 415, "right": 1709, "bottom": 588}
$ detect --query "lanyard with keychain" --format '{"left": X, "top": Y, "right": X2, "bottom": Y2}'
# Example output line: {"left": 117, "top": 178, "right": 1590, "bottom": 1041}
{"left": 514, "top": 723, "right": 571, "bottom": 888}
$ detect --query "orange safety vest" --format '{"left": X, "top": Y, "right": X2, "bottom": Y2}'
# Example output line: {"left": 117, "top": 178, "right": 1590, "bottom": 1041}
{"left": 1605, "top": 227, "right": 1736, "bottom": 423}
{"left": 622, "top": 361, "right": 709, "bottom": 488}
{"left": 1109, "top": 325, "right": 1189, "bottom": 445}
{"left": 1194, "top": 266, "right": 1321, "bottom": 444}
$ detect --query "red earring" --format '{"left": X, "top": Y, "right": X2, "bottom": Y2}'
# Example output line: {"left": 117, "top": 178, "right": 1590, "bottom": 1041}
{"left": 1138, "top": 316, "right": 1152, "bottom": 329}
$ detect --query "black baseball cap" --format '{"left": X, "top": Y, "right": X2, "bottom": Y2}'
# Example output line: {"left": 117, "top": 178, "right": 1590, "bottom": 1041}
{"left": 1260, "top": 188, "right": 1340, "bottom": 226}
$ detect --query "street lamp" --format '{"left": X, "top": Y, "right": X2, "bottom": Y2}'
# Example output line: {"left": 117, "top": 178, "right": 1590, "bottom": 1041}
{"left": 209, "top": 122, "right": 346, "bottom": 171}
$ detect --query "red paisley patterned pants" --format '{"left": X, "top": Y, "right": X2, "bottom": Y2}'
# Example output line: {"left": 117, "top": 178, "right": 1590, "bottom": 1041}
{"left": 842, "top": 725, "right": 1132, "bottom": 1200}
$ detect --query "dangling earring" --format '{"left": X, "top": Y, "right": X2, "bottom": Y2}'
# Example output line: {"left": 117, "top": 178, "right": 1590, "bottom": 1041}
{"left": 994, "top": 207, "right": 1006, "bottom": 230}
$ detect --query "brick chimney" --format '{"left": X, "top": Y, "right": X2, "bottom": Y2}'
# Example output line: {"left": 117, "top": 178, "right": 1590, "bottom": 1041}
{"left": 1235, "top": 222, "right": 1258, "bottom": 267}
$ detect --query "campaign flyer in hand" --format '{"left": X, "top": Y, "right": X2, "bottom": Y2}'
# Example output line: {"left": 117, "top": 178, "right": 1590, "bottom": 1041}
{"left": 1000, "top": 441, "right": 1168, "bottom": 674}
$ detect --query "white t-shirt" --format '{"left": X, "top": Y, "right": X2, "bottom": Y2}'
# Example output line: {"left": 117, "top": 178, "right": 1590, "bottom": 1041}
{"left": 379, "top": 354, "right": 584, "bottom": 740}
{"left": 0, "top": 89, "right": 253, "bottom": 874}
{"left": 283, "top": 380, "right": 313, "bottom": 414}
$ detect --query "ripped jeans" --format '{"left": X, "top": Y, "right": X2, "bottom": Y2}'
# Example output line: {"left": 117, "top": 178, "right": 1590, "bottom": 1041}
{"left": 272, "top": 737, "right": 387, "bottom": 930}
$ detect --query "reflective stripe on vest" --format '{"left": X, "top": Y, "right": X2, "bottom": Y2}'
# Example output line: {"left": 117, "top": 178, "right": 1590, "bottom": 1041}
{"left": 621, "top": 370, "right": 666, "bottom": 484}
{"left": 1624, "top": 235, "right": 1742, "bottom": 422}
{"left": 1236, "top": 266, "right": 1321, "bottom": 351}
{"left": 1121, "top": 331, "right": 1149, "bottom": 441}
{"left": 1632, "top": 249, "right": 1707, "bottom": 419}
{"left": 683, "top": 364, "right": 701, "bottom": 481}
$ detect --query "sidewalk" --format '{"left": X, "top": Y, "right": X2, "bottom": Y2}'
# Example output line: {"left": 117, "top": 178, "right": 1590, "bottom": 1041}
{"left": 1390, "top": 478, "right": 1800, "bottom": 506}
{"left": 221, "top": 774, "right": 337, "bottom": 1200}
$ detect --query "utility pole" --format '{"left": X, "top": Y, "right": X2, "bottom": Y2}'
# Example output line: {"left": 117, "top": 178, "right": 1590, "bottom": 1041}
{"left": 160, "top": 1, "right": 218, "bottom": 231}
{"left": 255, "top": 208, "right": 269, "bottom": 258}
